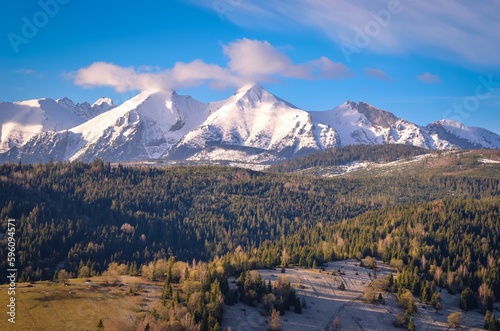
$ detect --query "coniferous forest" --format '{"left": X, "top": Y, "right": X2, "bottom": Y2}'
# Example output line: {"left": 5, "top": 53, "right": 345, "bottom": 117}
{"left": 1, "top": 145, "right": 500, "bottom": 330}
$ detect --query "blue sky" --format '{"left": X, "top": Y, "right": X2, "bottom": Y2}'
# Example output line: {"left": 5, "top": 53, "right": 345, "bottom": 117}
{"left": 1, "top": 0, "right": 499, "bottom": 133}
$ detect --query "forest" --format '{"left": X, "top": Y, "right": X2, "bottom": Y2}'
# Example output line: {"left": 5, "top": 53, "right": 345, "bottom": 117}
{"left": 269, "top": 144, "right": 429, "bottom": 172}
{"left": 1, "top": 145, "right": 499, "bottom": 330}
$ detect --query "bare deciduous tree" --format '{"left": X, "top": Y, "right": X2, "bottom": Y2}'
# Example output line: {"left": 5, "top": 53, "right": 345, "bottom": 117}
{"left": 268, "top": 309, "right": 283, "bottom": 331}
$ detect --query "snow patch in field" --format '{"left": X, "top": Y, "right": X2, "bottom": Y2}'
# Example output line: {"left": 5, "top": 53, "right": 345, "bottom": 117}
{"left": 479, "top": 158, "right": 500, "bottom": 164}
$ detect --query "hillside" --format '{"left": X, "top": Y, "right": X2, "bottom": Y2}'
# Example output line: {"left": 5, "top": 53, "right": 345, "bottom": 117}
{"left": 1, "top": 151, "right": 499, "bottom": 282}
{"left": 269, "top": 145, "right": 500, "bottom": 178}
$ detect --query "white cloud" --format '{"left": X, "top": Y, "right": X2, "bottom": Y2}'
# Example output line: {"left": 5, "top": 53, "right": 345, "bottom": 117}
{"left": 226, "top": 39, "right": 285, "bottom": 76}
{"left": 312, "top": 57, "right": 351, "bottom": 78}
{"left": 71, "top": 39, "right": 350, "bottom": 92}
{"left": 417, "top": 72, "right": 441, "bottom": 84}
{"left": 188, "top": 0, "right": 500, "bottom": 67}
{"left": 224, "top": 39, "right": 310, "bottom": 80}
{"left": 364, "top": 68, "right": 391, "bottom": 81}
{"left": 71, "top": 62, "right": 170, "bottom": 92}
{"left": 171, "top": 60, "right": 240, "bottom": 88}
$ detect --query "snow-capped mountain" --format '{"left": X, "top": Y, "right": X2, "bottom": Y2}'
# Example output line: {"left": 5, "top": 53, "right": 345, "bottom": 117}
{"left": 425, "top": 119, "right": 500, "bottom": 150}
{"left": 2, "top": 90, "right": 208, "bottom": 163}
{"left": 68, "top": 90, "right": 208, "bottom": 162}
{"left": 0, "top": 85, "right": 499, "bottom": 164}
{"left": 0, "top": 98, "right": 84, "bottom": 152}
{"left": 166, "top": 84, "right": 339, "bottom": 162}
{"left": 309, "top": 101, "right": 433, "bottom": 148}
{"left": 57, "top": 97, "right": 115, "bottom": 120}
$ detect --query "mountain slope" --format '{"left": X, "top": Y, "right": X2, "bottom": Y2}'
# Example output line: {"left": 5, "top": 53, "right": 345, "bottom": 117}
{"left": 3, "top": 90, "right": 208, "bottom": 163}
{"left": 166, "top": 84, "right": 339, "bottom": 162}
{"left": 69, "top": 89, "right": 208, "bottom": 161}
{"left": 57, "top": 97, "right": 115, "bottom": 120}
{"left": 0, "top": 98, "right": 84, "bottom": 152}
{"left": 309, "top": 101, "right": 432, "bottom": 148}
{"left": 426, "top": 119, "right": 500, "bottom": 149}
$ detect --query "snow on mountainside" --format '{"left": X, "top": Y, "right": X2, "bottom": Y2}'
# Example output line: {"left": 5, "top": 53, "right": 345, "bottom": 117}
{"left": 166, "top": 84, "right": 339, "bottom": 162}
{"left": 0, "top": 85, "right": 499, "bottom": 164}
{"left": 57, "top": 97, "right": 115, "bottom": 120}
{"left": 309, "top": 101, "right": 431, "bottom": 148}
{"left": 425, "top": 119, "right": 500, "bottom": 149}
{"left": 0, "top": 98, "right": 84, "bottom": 152}
{"left": 68, "top": 89, "right": 208, "bottom": 161}
{"left": 2, "top": 90, "right": 208, "bottom": 163}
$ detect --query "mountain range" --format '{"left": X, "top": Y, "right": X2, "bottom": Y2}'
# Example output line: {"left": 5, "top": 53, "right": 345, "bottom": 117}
{"left": 1, "top": 84, "right": 499, "bottom": 164}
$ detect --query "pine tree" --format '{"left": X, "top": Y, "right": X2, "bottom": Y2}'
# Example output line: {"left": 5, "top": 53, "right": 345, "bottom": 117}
{"left": 294, "top": 297, "right": 302, "bottom": 314}
{"left": 459, "top": 288, "right": 476, "bottom": 311}
{"left": 485, "top": 311, "right": 492, "bottom": 329}
{"left": 484, "top": 310, "right": 497, "bottom": 331}
{"left": 267, "top": 280, "right": 273, "bottom": 294}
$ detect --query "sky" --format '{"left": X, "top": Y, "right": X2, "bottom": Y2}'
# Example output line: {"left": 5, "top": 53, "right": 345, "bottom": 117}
{"left": 1, "top": 0, "right": 499, "bottom": 133}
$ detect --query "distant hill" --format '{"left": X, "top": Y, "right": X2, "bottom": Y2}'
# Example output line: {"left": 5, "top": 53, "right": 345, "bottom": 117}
{"left": 268, "top": 144, "right": 430, "bottom": 173}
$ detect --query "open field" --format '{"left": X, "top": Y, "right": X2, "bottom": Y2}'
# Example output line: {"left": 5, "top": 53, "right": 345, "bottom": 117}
{"left": 0, "top": 276, "right": 162, "bottom": 331}
{"left": 221, "top": 260, "right": 486, "bottom": 331}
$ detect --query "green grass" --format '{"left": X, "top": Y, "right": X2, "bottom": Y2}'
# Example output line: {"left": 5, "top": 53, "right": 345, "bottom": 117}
{"left": 0, "top": 276, "right": 162, "bottom": 331}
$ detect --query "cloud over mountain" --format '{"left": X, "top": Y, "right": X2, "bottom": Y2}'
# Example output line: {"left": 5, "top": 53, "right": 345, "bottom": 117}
{"left": 71, "top": 39, "right": 350, "bottom": 92}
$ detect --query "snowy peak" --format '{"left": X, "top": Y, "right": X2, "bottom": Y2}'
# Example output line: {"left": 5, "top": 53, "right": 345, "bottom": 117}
{"left": 92, "top": 97, "right": 114, "bottom": 109}
{"left": 309, "top": 101, "right": 430, "bottom": 148}
{"left": 0, "top": 98, "right": 84, "bottom": 152}
{"left": 236, "top": 83, "right": 262, "bottom": 94}
{"left": 426, "top": 119, "right": 500, "bottom": 149}
{"left": 56, "top": 97, "right": 79, "bottom": 110}
{"left": 65, "top": 89, "right": 208, "bottom": 162}
{"left": 57, "top": 96, "right": 115, "bottom": 120}
{"left": 433, "top": 119, "right": 466, "bottom": 130}
{"left": 2, "top": 89, "right": 210, "bottom": 163}
{"left": 339, "top": 101, "right": 399, "bottom": 128}
{"left": 168, "top": 84, "right": 338, "bottom": 162}
{"left": 224, "top": 83, "right": 298, "bottom": 111}
{"left": 353, "top": 101, "right": 399, "bottom": 128}
{"left": 235, "top": 83, "right": 268, "bottom": 96}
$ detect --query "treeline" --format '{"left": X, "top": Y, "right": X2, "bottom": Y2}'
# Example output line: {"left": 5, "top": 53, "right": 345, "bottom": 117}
{"left": 269, "top": 144, "right": 429, "bottom": 172}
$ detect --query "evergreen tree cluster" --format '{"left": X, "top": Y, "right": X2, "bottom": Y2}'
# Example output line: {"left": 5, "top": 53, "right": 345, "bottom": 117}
{"left": 269, "top": 145, "right": 429, "bottom": 173}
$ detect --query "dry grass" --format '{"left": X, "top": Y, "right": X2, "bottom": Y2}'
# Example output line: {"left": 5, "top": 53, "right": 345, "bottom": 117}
{"left": 0, "top": 276, "right": 162, "bottom": 331}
